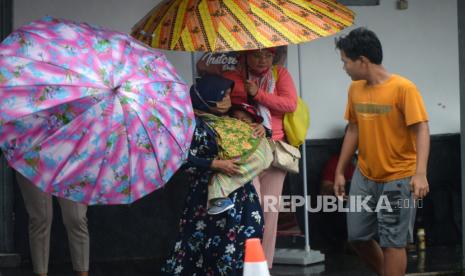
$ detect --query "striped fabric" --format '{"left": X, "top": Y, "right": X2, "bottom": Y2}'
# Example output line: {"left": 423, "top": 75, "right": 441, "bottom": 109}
{"left": 208, "top": 138, "right": 273, "bottom": 199}
{"left": 132, "top": 0, "right": 355, "bottom": 52}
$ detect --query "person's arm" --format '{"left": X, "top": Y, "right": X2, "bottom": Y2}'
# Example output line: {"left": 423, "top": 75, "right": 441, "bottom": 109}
{"left": 400, "top": 82, "right": 429, "bottom": 199}
{"left": 334, "top": 123, "right": 358, "bottom": 197}
{"left": 409, "top": 121, "right": 430, "bottom": 198}
{"left": 186, "top": 119, "right": 215, "bottom": 169}
{"left": 187, "top": 154, "right": 214, "bottom": 169}
{"left": 246, "top": 68, "right": 297, "bottom": 113}
{"left": 189, "top": 151, "right": 241, "bottom": 175}
{"left": 249, "top": 122, "right": 271, "bottom": 138}
{"left": 211, "top": 159, "right": 241, "bottom": 176}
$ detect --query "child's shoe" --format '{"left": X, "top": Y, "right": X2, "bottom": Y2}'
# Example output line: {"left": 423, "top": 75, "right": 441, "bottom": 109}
{"left": 207, "top": 198, "right": 234, "bottom": 215}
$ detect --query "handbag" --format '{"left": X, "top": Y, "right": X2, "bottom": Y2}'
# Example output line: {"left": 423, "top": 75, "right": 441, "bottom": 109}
{"left": 271, "top": 140, "right": 301, "bottom": 174}
{"left": 271, "top": 66, "right": 310, "bottom": 147}
{"left": 284, "top": 97, "right": 310, "bottom": 147}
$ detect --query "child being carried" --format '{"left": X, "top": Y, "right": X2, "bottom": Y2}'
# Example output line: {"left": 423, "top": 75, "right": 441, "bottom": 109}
{"left": 201, "top": 103, "right": 273, "bottom": 215}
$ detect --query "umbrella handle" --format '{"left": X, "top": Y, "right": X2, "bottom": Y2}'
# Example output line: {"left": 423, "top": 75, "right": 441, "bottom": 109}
{"left": 243, "top": 59, "right": 255, "bottom": 105}
{"left": 241, "top": 56, "right": 249, "bottom": 81}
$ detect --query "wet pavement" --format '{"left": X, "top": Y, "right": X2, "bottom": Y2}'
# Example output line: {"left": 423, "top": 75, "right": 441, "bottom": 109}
{"left": 0, "top": 246, "right": 462, "bottom": 276}
{"left": 270, "top": 246, "right": 462, "bottom": 276}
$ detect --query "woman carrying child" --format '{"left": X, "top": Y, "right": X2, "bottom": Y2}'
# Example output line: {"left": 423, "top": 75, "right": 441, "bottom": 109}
{"left": 206, "top": 101, "right": 273, "bottom": 215}
{"left": 161, "top": 74, "right": 265, "bottom": 275}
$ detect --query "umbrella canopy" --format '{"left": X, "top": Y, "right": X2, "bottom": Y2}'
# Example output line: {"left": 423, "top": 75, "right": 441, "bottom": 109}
{"left": 0, "top": 17, "right": 195, "bottom": 205}
{"left": 131, "top": 0, "right": 354, "bottom": 52}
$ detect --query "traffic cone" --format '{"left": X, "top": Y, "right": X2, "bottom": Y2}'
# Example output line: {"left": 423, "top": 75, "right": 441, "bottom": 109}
{"left": 243, "top": 238, "right": 270, "bottom": 276}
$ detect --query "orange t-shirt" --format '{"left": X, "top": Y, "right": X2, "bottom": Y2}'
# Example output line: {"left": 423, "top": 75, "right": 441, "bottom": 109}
{"left": 345, "top": 74, "right": 428, "bottom": 182}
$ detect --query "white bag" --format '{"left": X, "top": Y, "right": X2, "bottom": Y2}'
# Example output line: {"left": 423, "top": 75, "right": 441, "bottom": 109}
{"left": 271, "top": 140, "right": 301, "bottom": 174}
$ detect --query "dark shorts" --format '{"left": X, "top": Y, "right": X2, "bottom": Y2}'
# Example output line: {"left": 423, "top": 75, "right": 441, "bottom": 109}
{"left": 347, "top": 168, "right": 417, "bottom": 248}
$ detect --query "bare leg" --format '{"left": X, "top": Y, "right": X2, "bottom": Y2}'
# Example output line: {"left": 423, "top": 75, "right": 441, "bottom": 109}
{"left": 383, "top": 247, "right": 407, "bottom": 276}
{"left": 350, "top": 240, "right": 384, "bottom": 276}
{"left": 76, "top": 271, "right": 89, "bottom": 276}
{"left": 254, "top": 167, "right": 287, "bottom": 269}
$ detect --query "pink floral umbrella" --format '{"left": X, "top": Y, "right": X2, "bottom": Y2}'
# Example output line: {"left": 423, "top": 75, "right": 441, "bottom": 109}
{"left": 0, "top": 17, "right": 195, "bottom": 205}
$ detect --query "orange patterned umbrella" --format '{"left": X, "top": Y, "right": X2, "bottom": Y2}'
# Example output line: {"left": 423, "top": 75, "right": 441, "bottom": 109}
{"left": 131, "top": 0, "right": 355, "bottom": 52}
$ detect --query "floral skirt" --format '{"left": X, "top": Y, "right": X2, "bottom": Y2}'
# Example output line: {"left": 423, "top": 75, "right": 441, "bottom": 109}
{"left": 161, "top": 170, "right": 264, "bottom": 276}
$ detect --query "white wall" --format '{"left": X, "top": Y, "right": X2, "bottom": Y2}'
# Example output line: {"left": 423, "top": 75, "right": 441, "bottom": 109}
{"left": 291, "top": 0, "right": 460, "bottom": 138}
{"left": 13, "top": 0, "right": 194, "bottom": 84}
{"left": 13, "top": 0, "right": 460, "bottom": 138}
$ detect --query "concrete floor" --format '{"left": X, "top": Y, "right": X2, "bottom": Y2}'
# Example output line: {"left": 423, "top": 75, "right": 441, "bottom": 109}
{"left": 270, "top": 246, "right": 462, "bottom": 276}
{"left": 0, "top": 246, "right": 462, "bottom": 276}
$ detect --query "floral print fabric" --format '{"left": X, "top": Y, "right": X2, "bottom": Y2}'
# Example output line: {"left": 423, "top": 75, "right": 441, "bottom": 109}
{"left": 200, "top": 113, "right": 259, "bottom": 162}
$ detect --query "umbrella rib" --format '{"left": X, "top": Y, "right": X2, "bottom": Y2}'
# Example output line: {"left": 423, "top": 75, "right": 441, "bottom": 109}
{"left": 91, "top": 97, "right": 117, "bottom": 204}
{"left": 125, "top": 98, "right": 165, "bottom": 183}
{"left": 0, "top": 82, "right": 106, "bottom": 90}
{"left": 288, "top": 0, "right": 353, "bottom": 28}
{"left": 197, "top": 0, "right": 216, "bottom": 52}
{"left": 2, "top": 86, "right": 111, "bottom": 124}
{"left": 217, "top": 34, "right": 233, "bottom": 51}
{"left": 221, "top": 1, "right": 262, "bottom": 47}
{"left": 122, "top": 90, "right": 187, "bottom": 154}
{"left": 117, "top": 96, "right": 135, "bottom": 203}
{"left": 111, "top": 39, "right": 134, "bottom": 203}
{"left": 34, "top": 95, "right": 110, "bottom": 190}
{"left": 250, "top": 2, "right": 298, "bottom": 44}
{"left": 115, "top": 74, "right": 182, "bottom": 87}
{"left": 278, "top": 5, "right": 329, "bottom": 38}
{"left": 1, "top": 47, "right": 103, "bottom": 85}
{"left": 300, "top": 0, "right": 354, "bottom": 26}
{"left": 171, "top": 0, "right": 190, "bottom": 49}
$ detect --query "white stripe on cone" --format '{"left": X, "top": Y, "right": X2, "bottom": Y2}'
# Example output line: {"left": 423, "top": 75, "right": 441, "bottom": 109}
{"left": 243, "top": 262, "right": 270, "bottom": 276}
{"left": 243, "top": 238, "right": 270, "bottom": 276}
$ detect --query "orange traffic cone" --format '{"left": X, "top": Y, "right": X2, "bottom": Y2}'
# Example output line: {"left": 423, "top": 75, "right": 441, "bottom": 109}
{"left": 243, "top": 238, "right": 270, "bottom": 276}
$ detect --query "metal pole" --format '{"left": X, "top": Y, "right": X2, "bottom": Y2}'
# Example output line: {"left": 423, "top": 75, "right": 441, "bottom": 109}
{"left": 457, "top": 0, "right": 465, "bottom": 268}
{"left": 297, "top": 44, "right": 311, "bottom": 252}
{"left": 1, "top": 0, "right": 13, "bottom": 40}
{"left": 268, "top": 45, "right": 324, "bottom": 266}
{"left": 0, "top": 0, "right": 20, "bottom": 267}
{"left": 0, "top": 0, "right": 14, "bottom": 252}
{"left": 191, "top": 52, "right": 196, "bottom": 78}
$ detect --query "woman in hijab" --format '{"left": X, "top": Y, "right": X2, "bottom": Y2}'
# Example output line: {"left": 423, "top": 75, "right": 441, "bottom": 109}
{"left": 161, "top": 74, "right": 264, "bottom": 275}
{"left": 223, "top": 48, "right": 298, "bottom": 268}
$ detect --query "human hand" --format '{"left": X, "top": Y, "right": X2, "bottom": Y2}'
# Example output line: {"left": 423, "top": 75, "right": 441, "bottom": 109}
{"left": 211, "top": 159, "right": 241, "bottom": 176}
{"left": 410, "top": 173, "right": 429, "bottom": 199}
{"left": 244, "top": 80, "right": 259, "bottom": 97}
{"left": 334, "top": 174, "right": 346, "bottom": 198}
{"left": 251, "top": 123, "right": 265, "bottom": 137}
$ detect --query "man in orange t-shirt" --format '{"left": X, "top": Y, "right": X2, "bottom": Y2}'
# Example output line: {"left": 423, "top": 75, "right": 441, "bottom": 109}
{"left": 334, "top": 28, "right": 430, "bottom": 276}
